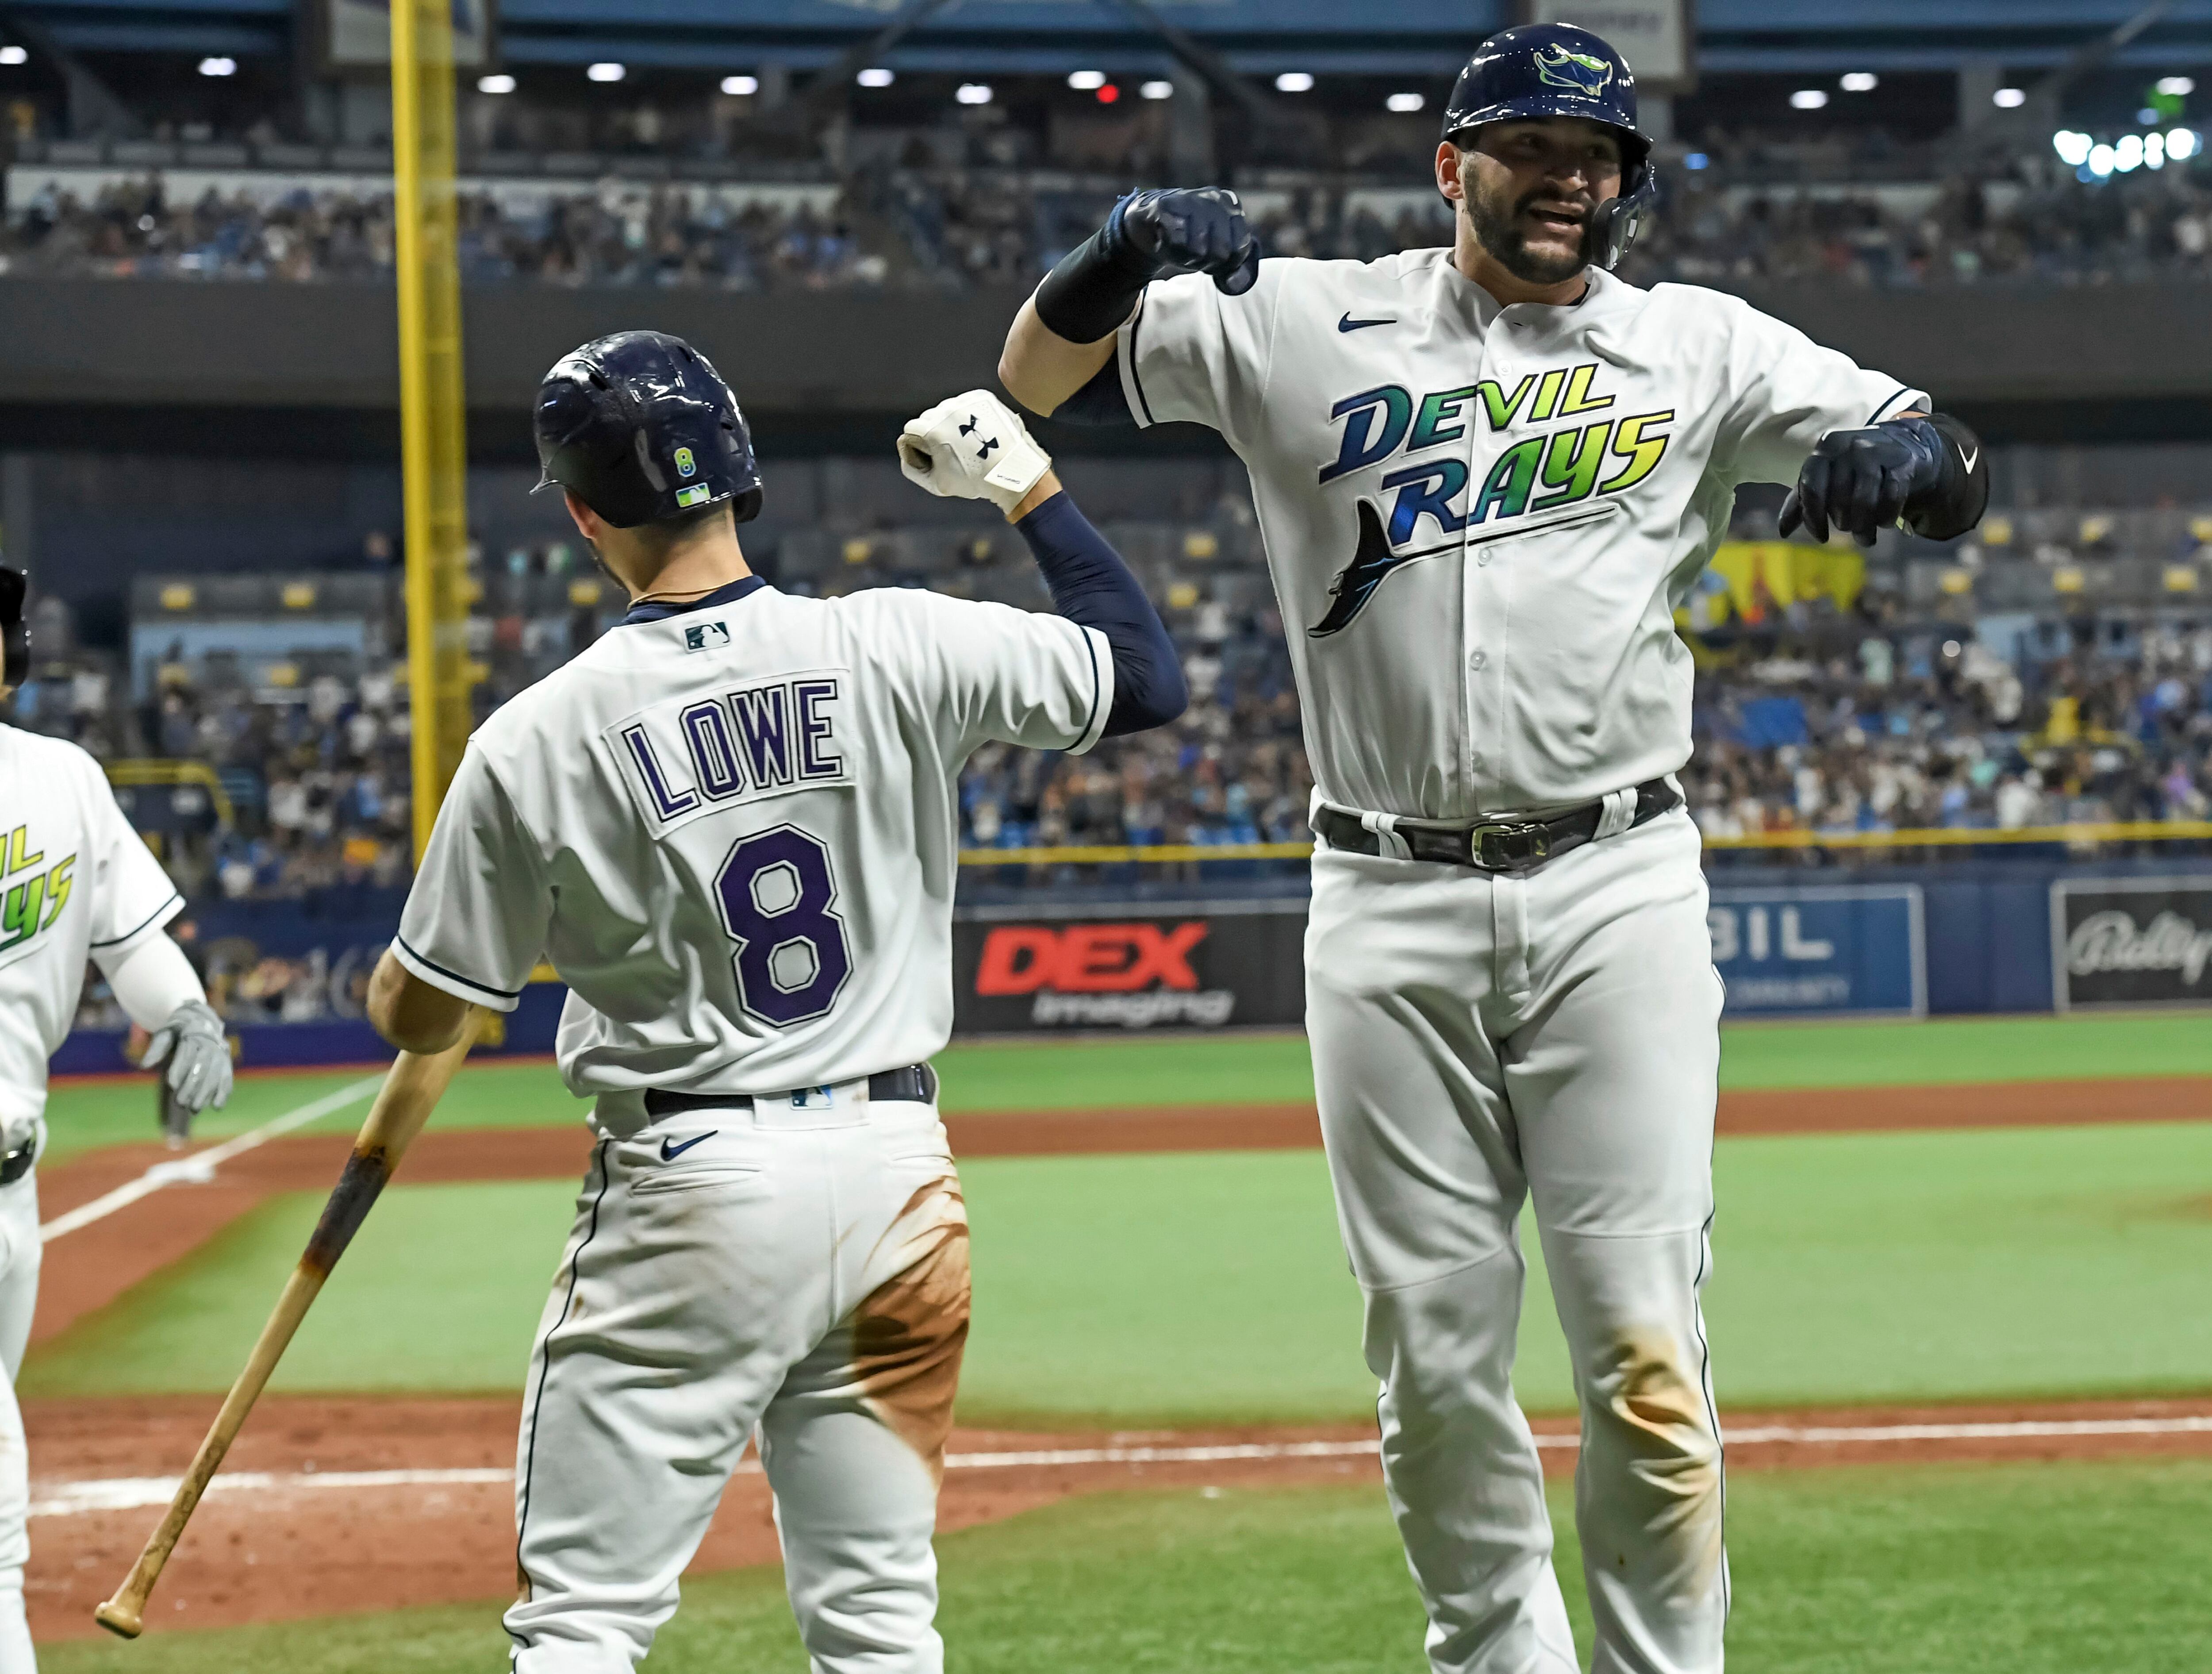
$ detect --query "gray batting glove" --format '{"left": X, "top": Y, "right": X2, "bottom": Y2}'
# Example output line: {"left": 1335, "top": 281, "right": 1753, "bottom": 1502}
{"left": 143, "top": 999, "right": 234, "bottom": 1120}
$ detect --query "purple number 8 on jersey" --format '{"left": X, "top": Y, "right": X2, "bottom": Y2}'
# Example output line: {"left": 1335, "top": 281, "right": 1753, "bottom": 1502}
{"left": 714, "top": 824, "right": 853, "bottom": 1027}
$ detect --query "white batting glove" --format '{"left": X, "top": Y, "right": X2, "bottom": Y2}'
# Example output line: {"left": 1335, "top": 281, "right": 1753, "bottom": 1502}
{"left": 143, "top": 998, "right": 234, "bottom": 1120}
{"left": 897, "top": 391, "right": 1052, "bottom": 516}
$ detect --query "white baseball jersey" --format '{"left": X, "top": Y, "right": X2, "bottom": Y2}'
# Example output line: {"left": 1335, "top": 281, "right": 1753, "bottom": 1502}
{"left": 1116, "top": 249, "right": 1925, "bottom": 818}
{"left": 394, "top": 578, "right": 1110, "bottom": 1124}
{"left": 0, "top": 727, "right": 183, "bottom": 1129}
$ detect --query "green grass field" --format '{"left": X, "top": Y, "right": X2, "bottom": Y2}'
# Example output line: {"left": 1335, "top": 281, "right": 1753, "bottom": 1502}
{"left": 26, "top": 1121, "right": 2212, "bottom": 1416}
{"left": 30, "top": 1016, "right": 2212, "bottom": 1666}
{"left": 41, "top": 1462, "right": 2212, "bottom": 1674}
{"left": 41, "top": 1009, "right": 2212, "bottom": 1168}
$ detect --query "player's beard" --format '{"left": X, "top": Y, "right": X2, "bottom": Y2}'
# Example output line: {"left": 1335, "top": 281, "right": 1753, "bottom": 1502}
{"left": 1465, "top": 180, "right": 1591, "bottom": 286}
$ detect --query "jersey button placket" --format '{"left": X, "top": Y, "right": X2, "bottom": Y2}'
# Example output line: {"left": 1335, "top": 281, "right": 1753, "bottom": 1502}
{"left": 1463, "top": 319, "right": 1505, "bottom": 803}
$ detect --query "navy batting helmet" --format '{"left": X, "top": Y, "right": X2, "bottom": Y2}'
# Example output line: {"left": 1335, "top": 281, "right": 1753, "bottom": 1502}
{"left": 1440, "top": 23, "right": 1658, "bottom": 271}
{"left": 533, "top": 331, "right": 763, "bottom": 529}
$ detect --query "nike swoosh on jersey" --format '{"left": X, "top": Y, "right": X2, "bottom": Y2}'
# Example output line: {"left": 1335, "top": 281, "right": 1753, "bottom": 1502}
{"left": 1337, "top": 313, "right": 1396, "bottom": 332}
{"left": 659, "top": 1132, "right": 714, "bottom": 1161}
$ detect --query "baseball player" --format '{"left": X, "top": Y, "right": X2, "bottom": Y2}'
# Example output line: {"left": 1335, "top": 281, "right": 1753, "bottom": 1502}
{"left": 0, "top": 565, "right": 233, "bottom": 1670}
{"left": 364, "top": 331, "right": 1184, "bottom": 1672}
{"left": 1000, "top": 23, "right": 1985, "bottom": 1674}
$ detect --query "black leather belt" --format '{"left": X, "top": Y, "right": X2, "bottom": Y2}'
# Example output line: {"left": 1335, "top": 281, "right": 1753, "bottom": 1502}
{"left": 1313, "top": 779, "right": 1680, "bottom": 875}
{"left": 0, "top": 1131, "right": 34, "bottom": 1185}
{"left": 644, "top": 1064, "right": 937, "bottom": 1119}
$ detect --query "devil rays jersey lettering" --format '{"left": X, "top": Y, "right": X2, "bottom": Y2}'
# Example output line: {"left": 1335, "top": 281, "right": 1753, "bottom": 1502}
{"left": 393, "top": 584, "right": 1110, "bottom": 1124}
{"left": 0, "top": 728, "right": 183, "bottom": 1129}
{"left": 1115, "top": 248, "right": 1923, "bottom": 818}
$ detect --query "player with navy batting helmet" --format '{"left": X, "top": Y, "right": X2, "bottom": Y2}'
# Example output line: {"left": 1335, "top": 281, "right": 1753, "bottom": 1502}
{"left": 369, "top": 328, "right": 1187, "bottom": 1671}
{"left": 998, "top": 20, "right": 1988, "bottom": 1674}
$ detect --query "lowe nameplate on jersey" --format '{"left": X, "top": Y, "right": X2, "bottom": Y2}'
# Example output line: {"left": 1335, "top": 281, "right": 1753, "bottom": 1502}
{"left": 610, "top": 670, "right": 853, "bottom": 837}
{"left": 1705, "top": 885, "right": 1926, "bottom": 1017}
{"left": 2052, "top": 877, "right": 2212, "bottom": 1010}
{"left": 951, "top": 901, "right": 1307, "bottom": 1033}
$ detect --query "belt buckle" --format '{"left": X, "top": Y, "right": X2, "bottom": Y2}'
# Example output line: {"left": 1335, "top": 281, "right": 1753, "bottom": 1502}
{"left": 1470, "top": 820, "right": 1550, "bottom": 874}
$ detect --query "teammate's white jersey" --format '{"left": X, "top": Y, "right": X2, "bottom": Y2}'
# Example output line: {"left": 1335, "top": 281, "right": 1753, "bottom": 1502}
{"left": 1117, "top": 248, "right": 1925, "bottom": 819}
{"left": 0, "top": 727, "right": 183, "bottom": 1128}
{"left": 395, "top": 578, "right": 1110, "bottom": 1126}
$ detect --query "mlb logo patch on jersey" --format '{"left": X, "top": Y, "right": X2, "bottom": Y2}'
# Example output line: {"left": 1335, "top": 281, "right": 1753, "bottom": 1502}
{"left": 684, "top": 621, "right": 731, "bottom": 653}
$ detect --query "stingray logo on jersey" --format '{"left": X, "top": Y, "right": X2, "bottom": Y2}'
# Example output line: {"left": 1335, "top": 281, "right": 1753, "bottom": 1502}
{"left": 1309, "top": 368, "right": 1674, "bottom": 636}
{"left": 611, "top": 669, "right": 853, "bottom": 836}
{"left": 0, "top": 824, "right": 75, "bottom": 967}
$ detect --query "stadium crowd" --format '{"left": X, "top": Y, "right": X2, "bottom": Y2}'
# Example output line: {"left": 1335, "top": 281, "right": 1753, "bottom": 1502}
{"left": 8, "top": 144, "right": 2212, "bottom": 293}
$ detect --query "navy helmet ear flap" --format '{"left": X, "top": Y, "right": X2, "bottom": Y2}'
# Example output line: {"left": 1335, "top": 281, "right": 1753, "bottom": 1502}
{"left": 0, "top": 567, "right": 28, "bottom": 690}
{"left": 1588, "top": 158, "right": 1659, "bottom": 271}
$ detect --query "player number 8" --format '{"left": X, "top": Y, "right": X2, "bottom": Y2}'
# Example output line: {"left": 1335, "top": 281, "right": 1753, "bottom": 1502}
{"left": 714, "top": 825, "right": 853, "bottom": 1027}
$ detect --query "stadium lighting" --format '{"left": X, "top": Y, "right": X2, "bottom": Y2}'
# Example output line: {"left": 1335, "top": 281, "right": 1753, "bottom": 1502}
{"left": 2157, "top": 76, "right": 2196, "bottom": 97}
{"left": 477, "top": 73, "right": 515, "bottom": 95}
{"left": 2171, "top": 127, "right": 2203, "bottom": 160}
{"left": 2088, "top": 142, "right": 2116, "bottom": 177}
{"left": 856, "top": 66, "right": 893, "bottom": 87}
{"left": 1840, "top": 72, "right": 1878, "bottom": 93}
{"left": 198, "top": 55, "right": 236, "bottom": 77}
{"left": 956, "top": 82, "right": 992, "bottom": 105}
{"left": 1790, "top": 89, "right": 1828, "bottom": 110}
{"left": 1067, "top": 70, "right": 1106, "bottom": 90}
{"left": 2052, "top": 130, "right": 2093, "bottom": 167}
{"left": 1140, "top": 80, "right": 1174, "bottom": 100}
{"left": 1993, "top": 86, "right": 2027, "bottom": 108}
{"left": 1386, "top": 91, "right": 1425, "bottom": 113}
{"left": 2148, "top": 131, "right": 2169, "bottom": 168}
{"left": 2114, "top": 132, "right": 2145, "bottom": 172}
{"left": 721, "top": 74, "right": 758, "bottom": 96}
{"left": 1275, "top": 72, "right": 1315, "bottom": 93}
{"left": 587, "top": 62, "right": 625, "bottom": 83}
{"left": 0, "top": 45, "right": 25, "bottom": 66}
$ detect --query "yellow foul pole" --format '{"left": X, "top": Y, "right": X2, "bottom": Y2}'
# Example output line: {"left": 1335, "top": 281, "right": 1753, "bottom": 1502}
{"left": 392, "top": 0, "right": 475, "bottom": 859}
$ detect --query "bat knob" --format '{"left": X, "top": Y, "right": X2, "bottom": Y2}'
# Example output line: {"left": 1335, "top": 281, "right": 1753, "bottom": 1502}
{"left": 95, "top": 1599, "right": 146, "bottom": 1639}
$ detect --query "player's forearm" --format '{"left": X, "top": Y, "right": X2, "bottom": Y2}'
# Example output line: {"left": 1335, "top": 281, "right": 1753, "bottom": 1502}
{"left": 1014, "top": 490, "right": 1187, "bottom": 735}
{"left": 999, "top": 294, "right": 1118, "bottom": 417}
{"left": 93, "top": 934, "right": 207, "bottom": 1033}
{"left": 366, "top": 949, "right": 474, "bottom": 1056}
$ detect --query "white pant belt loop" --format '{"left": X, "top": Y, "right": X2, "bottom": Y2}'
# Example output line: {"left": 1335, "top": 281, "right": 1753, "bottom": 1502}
{"left": 1359, "top": 809, "right": 1415, "bottom": 862}
{"left": 1594, "top": 787, "right": 1638, "bottom": 841}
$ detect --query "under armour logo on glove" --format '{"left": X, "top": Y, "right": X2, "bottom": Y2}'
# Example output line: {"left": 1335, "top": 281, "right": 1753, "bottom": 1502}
{"left": 896, "top": 389, "right": 1052, "bottom": 515}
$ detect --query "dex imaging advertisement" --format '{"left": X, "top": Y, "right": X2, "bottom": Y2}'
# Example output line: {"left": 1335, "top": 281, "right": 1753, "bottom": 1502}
{"left": 952, "top": 903, "right": 1307, "bottom": 1033}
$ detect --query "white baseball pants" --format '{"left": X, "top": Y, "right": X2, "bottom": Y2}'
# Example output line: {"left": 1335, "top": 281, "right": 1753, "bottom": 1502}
{"left": 1305, "top": 808, "right": 1726, "bottom": 1674}
{"left": 505, "top": 1095, "right": 969, "bottom": 1674}
{"left": 0, "top": 1158, "right": 40, "bottom": 1673}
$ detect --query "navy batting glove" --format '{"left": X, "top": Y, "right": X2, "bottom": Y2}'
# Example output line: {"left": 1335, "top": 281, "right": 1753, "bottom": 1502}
{"left": 1111, "top": 188, "right": 1261, "bottom": 296}
{"left": 1779, "top": 419, "right": 1943, "bottom": 548}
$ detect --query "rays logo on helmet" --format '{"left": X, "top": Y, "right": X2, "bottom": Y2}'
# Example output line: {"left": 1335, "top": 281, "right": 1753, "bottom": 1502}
{"left": 1534, "top": 43, "right": 1612, "bottom": 98}
{"left": 674, "top": 446, "right": 697, "bottom": 478}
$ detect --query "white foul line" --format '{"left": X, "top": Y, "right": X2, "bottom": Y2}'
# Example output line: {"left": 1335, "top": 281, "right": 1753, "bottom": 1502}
{"left": 28, "top": 1416, "right": 2212, "bottom": 1520}
{"left": 39, "top": 1073, "right": 387, "bottom": 1244}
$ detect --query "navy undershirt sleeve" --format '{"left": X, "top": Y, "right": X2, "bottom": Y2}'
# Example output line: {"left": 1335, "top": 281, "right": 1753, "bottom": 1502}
{"left": 1014, "top": 492, "right": 1187, "bottom": 736}
{"left": 1049, "top": 356, "right": 1137, "bottom": 427}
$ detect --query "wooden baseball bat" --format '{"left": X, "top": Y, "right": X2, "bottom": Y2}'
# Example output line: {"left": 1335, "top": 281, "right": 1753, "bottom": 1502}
{"left": 94, "top": 1014, "right": 481, "bottom": 1639}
